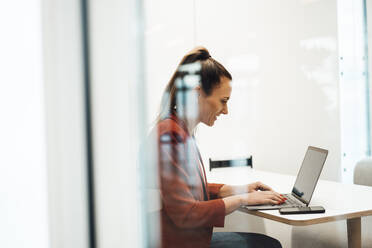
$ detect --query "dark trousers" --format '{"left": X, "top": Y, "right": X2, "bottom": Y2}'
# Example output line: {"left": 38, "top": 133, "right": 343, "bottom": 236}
{"left": 210, "top": 232, "right": 282, "bottom": 248}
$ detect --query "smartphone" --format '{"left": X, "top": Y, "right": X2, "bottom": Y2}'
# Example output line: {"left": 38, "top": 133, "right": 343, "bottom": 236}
{"left": 279, "top": 206, "right": 325, "bottom": 215}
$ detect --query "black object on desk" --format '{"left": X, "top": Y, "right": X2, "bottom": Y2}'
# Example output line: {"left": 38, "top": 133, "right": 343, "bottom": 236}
{"left": 279, "top": 206, "right": 325, "bottom": 215}
{"left": 209, "top": 156, "right": 253, "bottom": 171}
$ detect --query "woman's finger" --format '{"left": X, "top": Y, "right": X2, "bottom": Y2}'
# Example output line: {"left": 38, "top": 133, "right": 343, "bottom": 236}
{"left": 267, "top": 190, "right": 285, "bottom": 200}
{"left": 272, "top": 195, "right": 284, "bottom": 203}
{"left": 268, "top": 199, "right": 280, "bottom": 205}
{"left": 264, "top": 191, "right": 286, "bottom": 202}
{"left": 274, "top": 192, "right": 286, "bottom": 200}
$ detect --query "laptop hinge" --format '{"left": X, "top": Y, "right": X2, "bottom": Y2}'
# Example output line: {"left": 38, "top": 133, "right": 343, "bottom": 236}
{"left": 291, "top": 192, "right": 308, "bottom": 205}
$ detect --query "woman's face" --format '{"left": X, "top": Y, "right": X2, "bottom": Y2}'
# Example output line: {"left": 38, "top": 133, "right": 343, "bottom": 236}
{"left": 198, "top": 77, "right": 232, "bottom": 126}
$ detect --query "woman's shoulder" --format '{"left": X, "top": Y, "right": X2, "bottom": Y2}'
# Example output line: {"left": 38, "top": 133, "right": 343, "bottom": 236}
{"left": 156, "top": 117, "right": 189, "bottom": 143}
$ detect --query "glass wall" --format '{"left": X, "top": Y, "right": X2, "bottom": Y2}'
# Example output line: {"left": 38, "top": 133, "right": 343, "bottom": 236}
{"left": 87, "top": 0, "right": 372, "bottom": 246}
{"left": 338, "top": 0, "right": 371, "bottom": 183}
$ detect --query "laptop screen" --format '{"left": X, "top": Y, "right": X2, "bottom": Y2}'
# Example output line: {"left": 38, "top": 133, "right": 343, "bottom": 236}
{"left": 292, "top": 146, "right": 328, "bottom": 204}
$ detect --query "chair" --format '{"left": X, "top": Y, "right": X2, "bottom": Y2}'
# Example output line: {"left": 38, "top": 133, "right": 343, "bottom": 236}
{"left": 353, "top": 158, "right": 372, "bottom": 248}
{"left": 354, "top": 158, "right": 372, "bottom": 187}
{"left": 209, "top": 156, "right": 253, "bottom": 171}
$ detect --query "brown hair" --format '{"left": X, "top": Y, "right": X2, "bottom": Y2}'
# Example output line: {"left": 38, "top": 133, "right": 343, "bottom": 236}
{"left": 157, "top": 46, "right": 232, "bottom": 122}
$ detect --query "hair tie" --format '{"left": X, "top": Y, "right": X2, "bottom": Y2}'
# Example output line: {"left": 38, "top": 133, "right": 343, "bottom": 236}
{"left": 201, "top": 54, "right": 211, "bottom": 60}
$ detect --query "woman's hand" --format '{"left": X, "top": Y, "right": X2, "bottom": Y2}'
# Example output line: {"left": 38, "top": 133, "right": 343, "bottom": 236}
{"left": 241, "top": 191, "right": 285, "bottom": 206}
{"left": 222, "top": 190, "right": 286, "bottom": 215}
{"left": 218, "top": 181, "right": 279, "bottom": 198}
{"left": 247, "top": 181, "right": 273, "bottom": 193}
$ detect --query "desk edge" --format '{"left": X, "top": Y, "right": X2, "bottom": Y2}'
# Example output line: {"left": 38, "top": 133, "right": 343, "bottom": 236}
{"left": 238, "top": 208, "right": 372, "bottom": 226}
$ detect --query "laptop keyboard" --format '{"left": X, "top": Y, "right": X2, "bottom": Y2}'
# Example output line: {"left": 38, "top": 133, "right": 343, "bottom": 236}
{"left": 279, "top": 194, "right": 303, "bottom": 207}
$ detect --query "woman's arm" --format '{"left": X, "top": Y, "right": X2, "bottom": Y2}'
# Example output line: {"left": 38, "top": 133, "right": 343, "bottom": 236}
{"left": 218, "top": 181, "right": 276, "bottom": 198}
{"left": 218, "top": 184, "right": 248, "bottom": 198}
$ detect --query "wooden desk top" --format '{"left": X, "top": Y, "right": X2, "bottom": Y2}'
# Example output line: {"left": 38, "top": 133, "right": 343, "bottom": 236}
{"left": 207, "top": 167, "right": 372, "bottom": 226}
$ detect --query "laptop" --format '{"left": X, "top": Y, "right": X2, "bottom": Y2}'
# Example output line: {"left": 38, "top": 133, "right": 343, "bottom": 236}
{"left": 242, "top": 146, "right": 328, "bottom": 210}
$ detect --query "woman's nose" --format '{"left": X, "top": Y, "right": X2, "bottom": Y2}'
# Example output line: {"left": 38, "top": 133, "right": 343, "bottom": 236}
{"left": 222, "top": 105, "right": 228, "bottom": 115}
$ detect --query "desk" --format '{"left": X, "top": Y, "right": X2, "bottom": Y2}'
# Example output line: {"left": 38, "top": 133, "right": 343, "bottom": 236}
{"left": 207, "top": 167, "right": 372, "bottom": 248}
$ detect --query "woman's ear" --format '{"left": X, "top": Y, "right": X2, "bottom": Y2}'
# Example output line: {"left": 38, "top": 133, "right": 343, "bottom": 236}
{"left": 195, "top": 85, "right": 201, "bottom": 96}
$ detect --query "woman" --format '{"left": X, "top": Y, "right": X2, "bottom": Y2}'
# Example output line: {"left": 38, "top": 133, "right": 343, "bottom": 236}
{"left": 149, "top": 47, "right": 284, "bottom": 248}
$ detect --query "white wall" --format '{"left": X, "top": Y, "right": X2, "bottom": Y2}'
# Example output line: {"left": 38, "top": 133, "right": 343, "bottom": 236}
{"left": 144, "top": 0, "right": 195, "bottom": 128}
{"left": 0, "top": 1, "right": 49, "bottom": 248}
{"left": 145, "top": 0, "right": 341, "bottom": 182}
{"left": 197, "top": 0, "right": 341, "bottom": 181}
